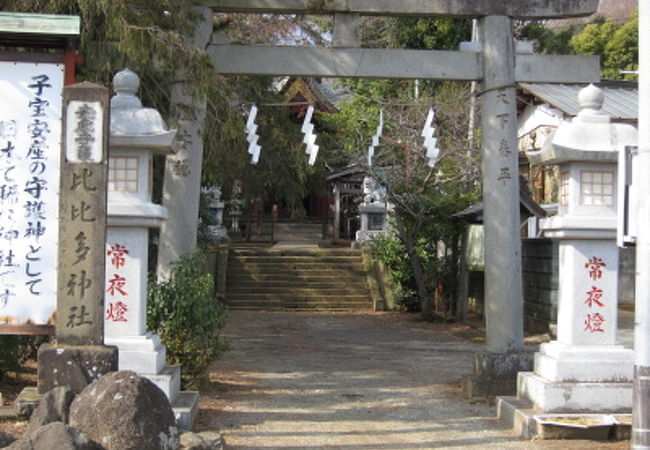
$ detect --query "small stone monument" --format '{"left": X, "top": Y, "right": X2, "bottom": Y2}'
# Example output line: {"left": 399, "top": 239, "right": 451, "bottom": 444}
{"left": 201, "top": 185, "right": 228, "bottom": 243}
{"left": 228, "top": 179, "right": 243, "bottom": 235}
{"left": 104, "top": 68, "right": 198, "bottom": 428}
{"left": 499, "top": 85, "right": 637, "bottom": 425}
{"left": 355, "top": 176, "right": 389, "bottom": 244}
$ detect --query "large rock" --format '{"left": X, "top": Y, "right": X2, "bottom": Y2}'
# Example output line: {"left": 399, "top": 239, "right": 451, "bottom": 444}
{"left": 6, "top": 422, "right": 100, "bottom": 450}
{"left": 69, "top": 371, "right": 178, "bottom": 450}
{"left": 0, "top": 430, "right": 15, "bottom": 447}
{"left": 180, "top": 431, "right": 223, "bottom": 450}
{"left": 27, "top": 387, "right": 75, "bottom": 432}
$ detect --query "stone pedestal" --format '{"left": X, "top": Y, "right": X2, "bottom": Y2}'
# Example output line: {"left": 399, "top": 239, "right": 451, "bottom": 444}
{"left": 515, "top": 235, "right": 634, "bottom": 412}
{"left": 38, "top": 345, "right": 118, "bottom": 395}
{"left": 462, "top": 351, "right": 534, "bottom": 398}
{"left": 355, "top": 203, "right": 387, "bottom": 243}
{"left": 104, "top": 68, "right": 198, "bottom": 429}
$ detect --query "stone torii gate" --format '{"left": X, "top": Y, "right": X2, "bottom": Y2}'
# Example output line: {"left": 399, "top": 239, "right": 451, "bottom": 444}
{"left": 163, "top": 0, "right": 599, "bottom": 389}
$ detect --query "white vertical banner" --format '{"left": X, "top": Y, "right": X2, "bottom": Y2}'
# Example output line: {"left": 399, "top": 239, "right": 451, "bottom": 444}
{"left": 0, "top": 61, "right": 64, "bottom": 327}
{"left": 246, "top": 104, "right": 261, "bottom": 164}
{"left": 367, "top": 109, "right": 383, "bottom": 166}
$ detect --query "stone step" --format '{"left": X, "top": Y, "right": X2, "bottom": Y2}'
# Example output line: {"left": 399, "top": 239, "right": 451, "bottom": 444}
{"left": 227, "top": 286, "right": 370, "bottom": 294}
{"left": 230, "top": 255, "right": 363, "bottom": 263}
{"left": 225, "top": 301, "right": 373, "bottom": 309}
{"left": 224, "top": 301, "right": 373, "bottom": 311}
{"left": 226, "top": 292, "right": 372, "bottom": 301}
{"left": 228, "top": 259, "right": 364, "bottom": 273}
{"left": 225, "top": 244, "right": 373, "bottom": 312}
{"left": 228, "top": 266, "right": 366, "bottom": 273}
{"left": 230, "top": 249, "right": 360, "bottom": 257}
{"left": 15, "top": 387, "right": 43, "bottom": 418}
{"left": 227, "top": 273, "right": 368, "bottom": 283}
{"left": 497, "top": 396, "right": 631, "bottom": 441}
{"left": 173, "top": 391, "right": 199, "bottom": 431}
{"left": 227, "top": 277, "right": 368, "bottom": 285}
{"left": 143, "top": 366, "right": 181, "bottom": 404}
{"left": 228, "top": 266, "right": 366, "bottom": 275}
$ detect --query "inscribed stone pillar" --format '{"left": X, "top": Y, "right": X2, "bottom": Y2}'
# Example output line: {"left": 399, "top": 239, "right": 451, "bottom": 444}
{"left": 39, "top": 82, "right": 118, "bottom": 395}
{"left": 57, "top": 83, "right": 110, "bottom": 346}
{"left": 157, "top": 7, "right": 213, "bottom": 280}
{"left": 480, "top": 16, "right": 524, "bottom": 353}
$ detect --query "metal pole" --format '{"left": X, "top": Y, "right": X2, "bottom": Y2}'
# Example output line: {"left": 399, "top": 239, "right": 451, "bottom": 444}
{"left": 633, "top": 2, "right": 650, "bottom": 447}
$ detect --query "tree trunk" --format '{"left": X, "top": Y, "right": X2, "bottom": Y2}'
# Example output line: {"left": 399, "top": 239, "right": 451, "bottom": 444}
{"left": 399, "top": 228, "right": 433, "bottom": 320}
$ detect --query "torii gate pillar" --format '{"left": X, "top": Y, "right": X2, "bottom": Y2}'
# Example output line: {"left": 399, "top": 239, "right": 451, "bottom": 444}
{"left": 481, "top": 16, "right": 523, "bottom": 354}
{"left": 462, "top": 16, "right": 532, "bottom": 397}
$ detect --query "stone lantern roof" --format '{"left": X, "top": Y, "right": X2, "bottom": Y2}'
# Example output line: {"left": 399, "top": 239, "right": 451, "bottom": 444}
{"left": 527, "top": 84, "right": 637, "bottom": 165}
{"left": 109, "top": 68, "right": 176, "bottom": 152}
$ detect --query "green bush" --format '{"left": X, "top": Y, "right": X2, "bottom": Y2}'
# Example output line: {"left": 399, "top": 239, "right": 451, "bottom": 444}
{"left": 147, "top": 250, "right": 230, "bottom": 389}
{"left": 370, "top": 230, "right": 455, "bottom": 313}
{"left": 0, "top": 336, "right": 25, "bottom": 379}
{"left": 370, "top": 233, "right": 421, "bottom": 311}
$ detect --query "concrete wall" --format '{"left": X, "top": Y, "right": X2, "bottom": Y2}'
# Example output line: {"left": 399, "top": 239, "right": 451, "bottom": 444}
{"left": 521, "top": 239, "right": 559, "bottom": 333}
{"left": 619, "top": 246, "right": 636, "bottom": 305}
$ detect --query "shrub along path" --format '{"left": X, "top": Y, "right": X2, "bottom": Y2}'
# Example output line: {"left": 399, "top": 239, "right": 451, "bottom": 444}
{"left": 194, "top": 311, "right": 627, "bottom": 449}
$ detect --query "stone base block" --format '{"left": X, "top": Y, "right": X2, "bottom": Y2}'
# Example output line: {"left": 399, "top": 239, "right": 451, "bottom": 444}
{"left": 535, "top": 342, "right": 634, "bottom": 382}
{"left": 37, "top": 344, "right": 118, "bottom": 395}
{"left": 496, "top": 396, "right": 538, "bottom": 439}
{"left": 0, "top": 405, "right": 14, "bottom": 420}
{"left": 0, "top": 392, "right": 12, "bottom": 420}
{"left": 462, "top": 350, "right": 534, "bottom": 398}
{"left": 498, "top": 396, "right": 630, "bottom": 441}
{"left": 518, "top": 371, "right": 632, "bottom": 413}
{"left": 104, "top": 333, "right": 166, "bottom": 374}
{"left": 143, "top": 365, "right": 181, "bottom": 404}
{"left": 173, "top": 391, "right": 199, "bottom": 431}
{"left": 14, "top": 387, "right": 41, "bottom": 419}
{"left": 472, "top": 350, "right": 535, "bottom": 377}
{"left": 462, "top": 374, "right": 517, "bottom": 398}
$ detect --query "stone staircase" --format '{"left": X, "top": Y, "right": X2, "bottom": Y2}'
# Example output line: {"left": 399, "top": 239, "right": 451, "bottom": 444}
{"left": 225, "top": 247, "right": 375, "bottom": 311}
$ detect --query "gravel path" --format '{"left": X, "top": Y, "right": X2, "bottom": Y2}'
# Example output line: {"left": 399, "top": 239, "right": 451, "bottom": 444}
{"left": 195, "top": 311, "right": 628, "bottom": 449}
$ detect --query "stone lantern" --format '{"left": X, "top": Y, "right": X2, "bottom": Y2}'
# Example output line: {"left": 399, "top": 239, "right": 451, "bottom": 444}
{"left": 105, "top": 68, "right": 197, "bottom": 428}
{"left": 516, "top": 84, "right": 637, "bottom": 413}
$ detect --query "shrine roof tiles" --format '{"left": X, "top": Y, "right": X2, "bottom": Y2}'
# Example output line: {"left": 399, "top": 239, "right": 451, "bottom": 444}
{"left": 519, "top": 81, "right": 637, "bottom": 121}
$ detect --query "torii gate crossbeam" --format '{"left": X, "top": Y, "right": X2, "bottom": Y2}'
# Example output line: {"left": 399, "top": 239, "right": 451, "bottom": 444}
{"left": 208, "top": 44, "right": 598, "bottom": 82}
{"left": 203, "top": 0, "right": 599, "bottom": 19}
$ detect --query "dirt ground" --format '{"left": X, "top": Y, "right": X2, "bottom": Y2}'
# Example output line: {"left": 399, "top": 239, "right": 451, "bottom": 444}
{"left": 194, "top": 311, "right": 628, "bottom": 450}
